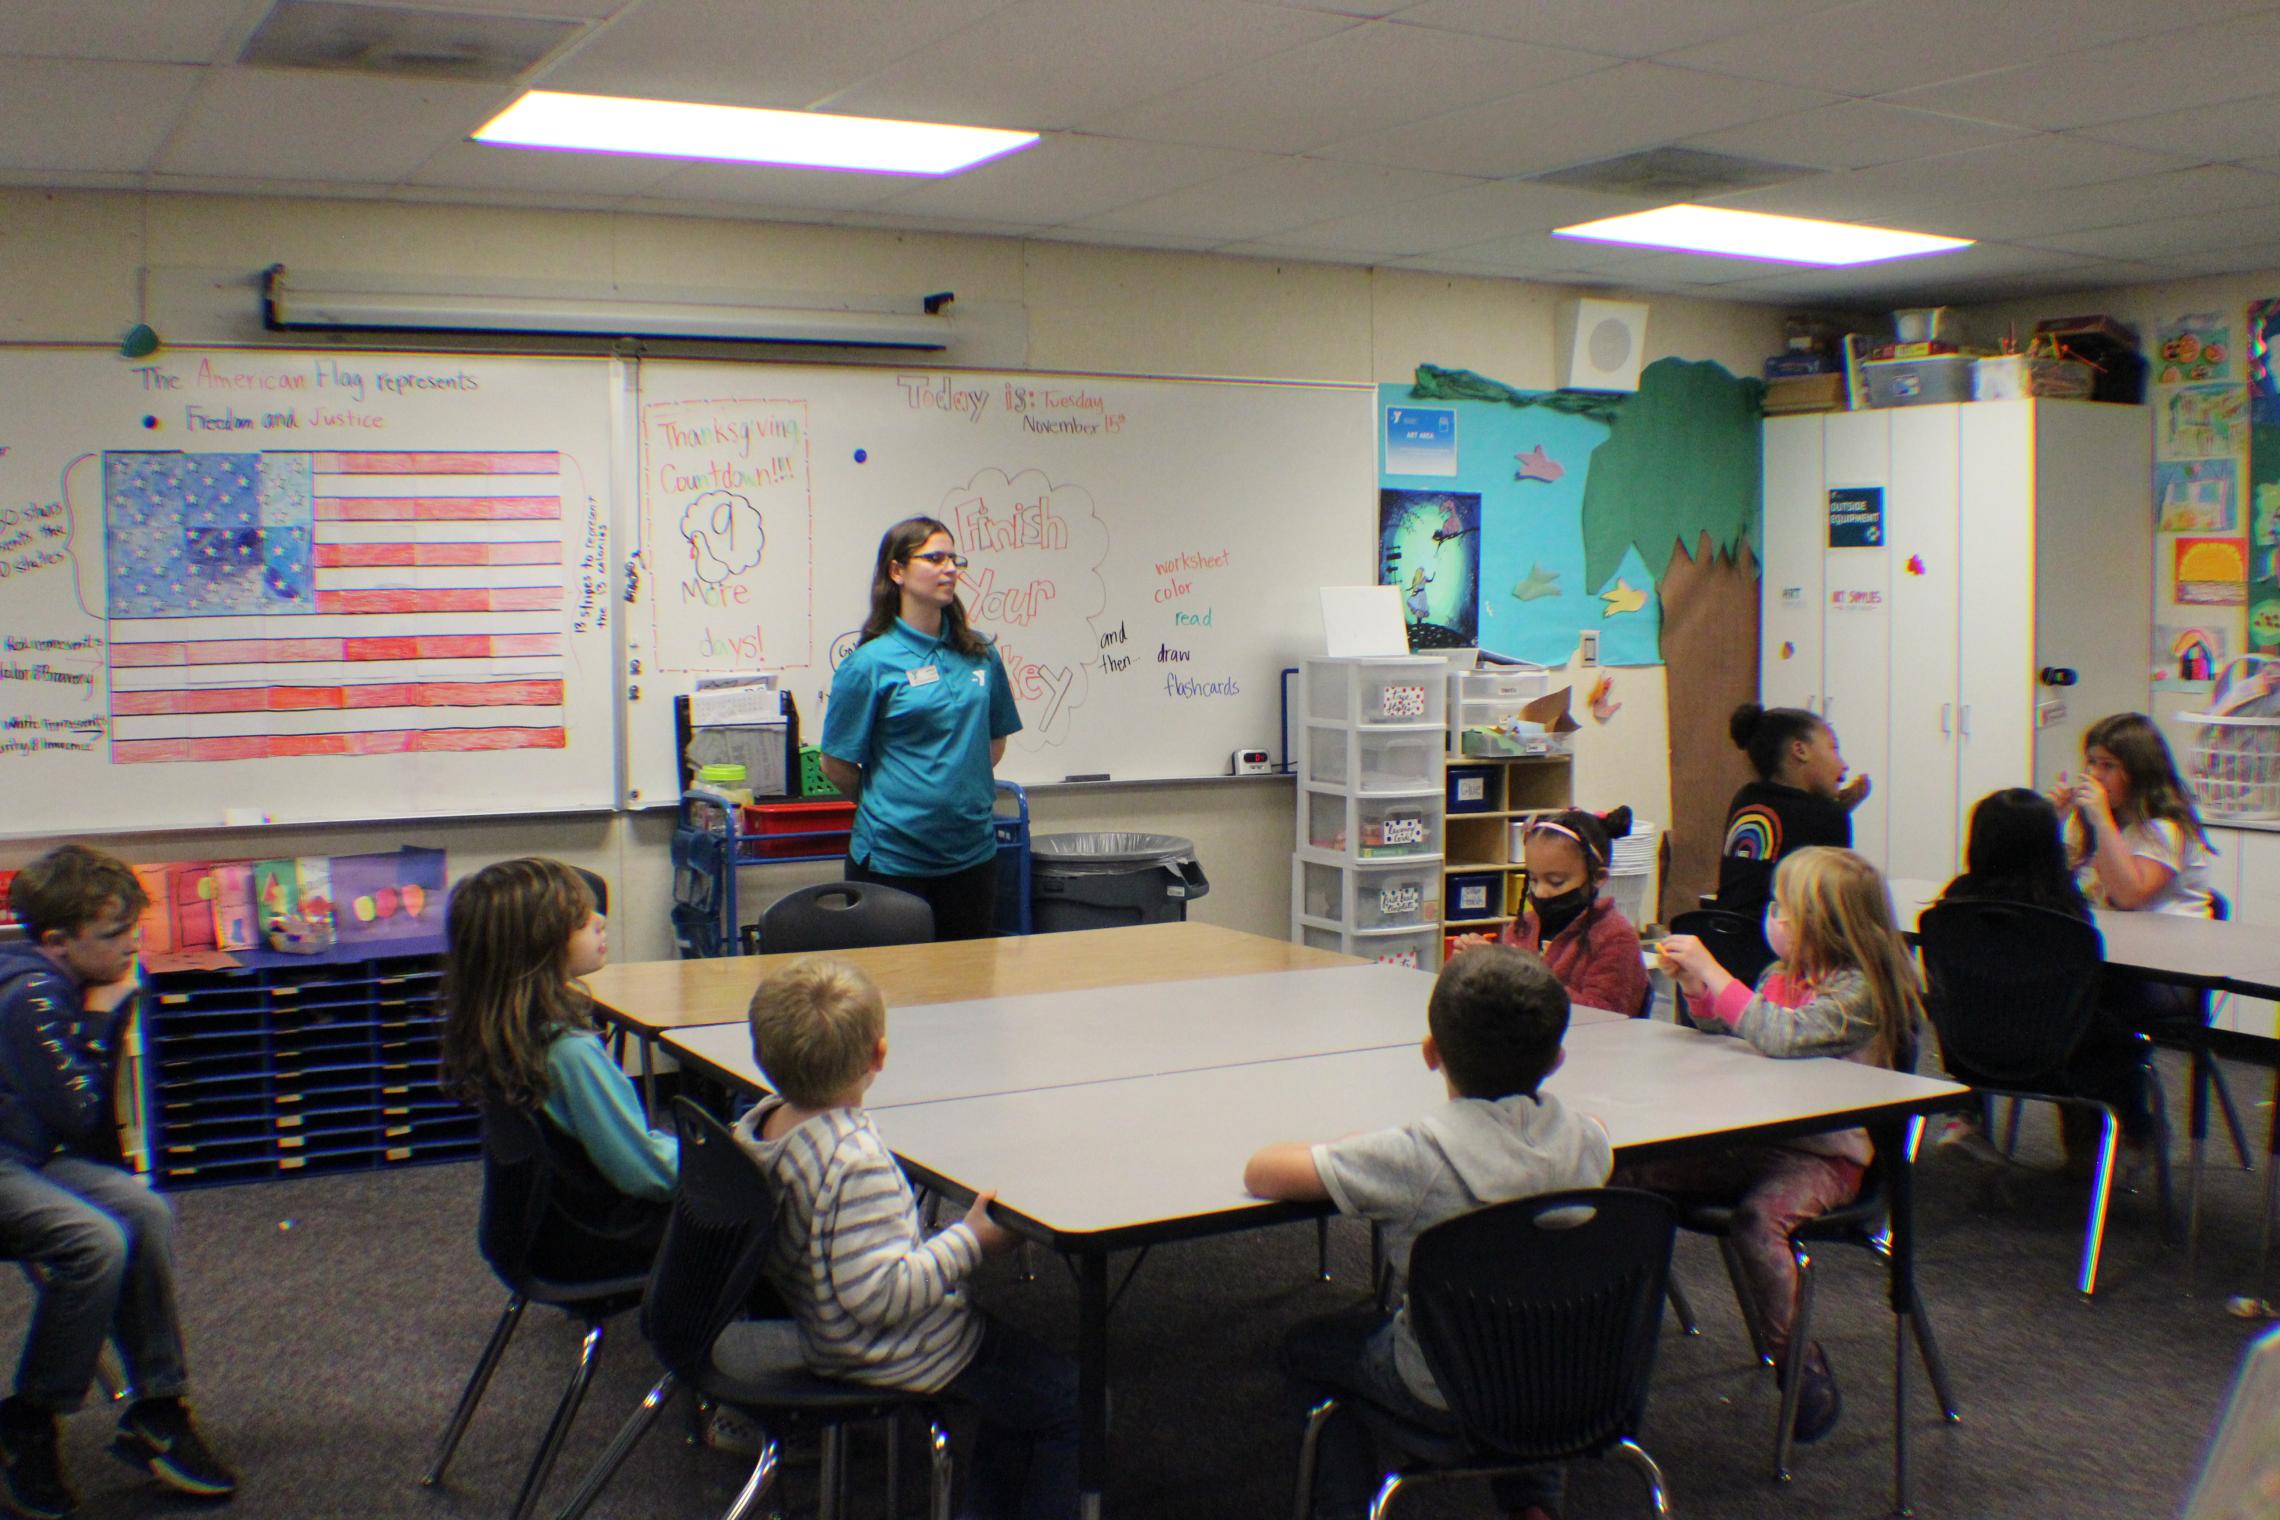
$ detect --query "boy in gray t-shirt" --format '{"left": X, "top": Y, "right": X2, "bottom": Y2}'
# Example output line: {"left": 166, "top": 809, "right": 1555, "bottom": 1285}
{"left": 1245, "top": 946, "right": 1612, "bottom": 1520}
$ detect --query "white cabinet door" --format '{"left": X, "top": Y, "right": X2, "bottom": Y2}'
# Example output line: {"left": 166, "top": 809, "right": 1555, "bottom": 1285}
{"left": 2221, "top": 828, "right": 2280, "bottom": 1038}
{"left": 1822, "top": 411, "right": 1894, "bottom": 869}
{"left": 1761, "top": 417, "right": 1825, "bottom": 712}
{"left": 1956, "top": 403, "right": 2036, "bottom": 815}
{"left": 1886, "top": 407, "right": 1963, "bottom": 884}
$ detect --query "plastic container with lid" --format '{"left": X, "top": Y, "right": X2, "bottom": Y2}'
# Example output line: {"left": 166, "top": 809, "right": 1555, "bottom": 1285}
{"left": 695, "top": 763, "right": 754, "bottom": 807}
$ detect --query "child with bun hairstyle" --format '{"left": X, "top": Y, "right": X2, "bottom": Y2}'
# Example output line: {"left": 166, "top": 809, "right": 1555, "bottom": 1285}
{"left": 1633, "top": 846, "right": 1922, "bottom": 1446}
{"left": 1452, "top": 806, "right": 1648, "bottom": 1015}
{"left": 1714, "top": 703, "right": 1870, "bottom": 924}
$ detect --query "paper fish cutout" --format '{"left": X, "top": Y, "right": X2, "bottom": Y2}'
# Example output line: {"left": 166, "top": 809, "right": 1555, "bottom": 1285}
{"left": 1513, "top": 564, "right": 1562, "bottom": 601}
{"left": 1780, "top": 641, "right": 1796, "bottom": 660}
{"left": 1599, "top": 578, "right": 1648, "bottom": 617}
{"left": 1514, "top": 445, "right": 1564, "bottom": 483}
{"left": 1905, "top": 554, "right": 1927, "bottom": 577}
{"left": 1588, "top": 674, "right": 1621, "bottom": 723}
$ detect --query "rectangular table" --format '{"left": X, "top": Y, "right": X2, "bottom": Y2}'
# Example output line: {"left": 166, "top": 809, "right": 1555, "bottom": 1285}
{"left": 667, "top": 961, "right": 1963, "bottom": 1519}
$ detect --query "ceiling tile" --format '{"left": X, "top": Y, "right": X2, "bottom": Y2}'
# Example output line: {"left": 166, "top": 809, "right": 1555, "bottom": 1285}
{"left": 1394, "top": 0, "right": 1848, "bottom": 57}
{"left": 1247, "top": 0, "right": 1414, "bottom": 15}
{"left": 1265, "top": 178, "right": 1662, "bottom": 256}
{"left": 0, "top": 0, "right": 247, "bottom": 64}
{"left": 0, "top": 58, "right": 204, "bottom": 172}
{"left": 1935, "top": 164, "right": 2280, "bottom": 242}
{"left": 1083, "top": 20, "right": 1610, "bottom": 154}
{"left": 1682, "top": 101, "right": 2030, "bottom": 173}
{"left": 2144, "top": 238, "right": 2280, "bottom": 277}
{"left": 389, "top": 0, "right": 628, "bottom": 16}
{"left": 2025, "top": 204, "right": 2280, "bottom": 259}
{"left": 404, "top": 138, "right": 695, "bottom": 197}
{"left": 1077, "top": 156, "right": 1483, "bottom": 243}
{"left": 1320, "top": 61, "right": 1832, "bottom": 178}
{"left": 1663, "top": 0, "right": 2280, "bottom": 97}
{"left": 814, "top": 0, "right": 1353, "bottom": 131}
{"left": 2074, "top": 96, "right": 2280, "bottom": 161}
{"left": 823, "top": 208, "right": 1033, "bottom": 238}
{"left": 630, "top": 159, "right": 914, "bottom": 212}
{"left": 1026, "top": 225, "right": 1225, "bottom": 253}
{"left": 1707, "top": 135, "right": 2190, "bottom": 229}
{"left": 537, "top": 0, "right": 1008, "bottom": 111}
{"left": 1709, "top": 244, "right": 2121, "bottom": 303}
{"left": 154, "top": 68, "right": 514, "bottom": 182}
{"left": 1888, "top": 11, "right": 2280, "bottom": 132}
{"left": 869, "top": 133, "right": 1273, "bottom": 225}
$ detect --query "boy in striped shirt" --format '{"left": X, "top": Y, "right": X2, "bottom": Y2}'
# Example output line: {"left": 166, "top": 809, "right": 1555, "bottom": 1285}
{"left": 741, "top": 958, "right": 1078, "bottom": 1519}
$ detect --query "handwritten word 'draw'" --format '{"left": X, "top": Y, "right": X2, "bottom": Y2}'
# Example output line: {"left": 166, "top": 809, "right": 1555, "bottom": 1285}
{"left": 897, "top": 375, "right": 989, "bottom": 421}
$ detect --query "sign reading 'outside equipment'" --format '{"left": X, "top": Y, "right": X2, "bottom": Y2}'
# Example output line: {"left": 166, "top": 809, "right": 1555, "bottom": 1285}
{"left": 1828, "top": 486, "right": 1884, "bottom": 547}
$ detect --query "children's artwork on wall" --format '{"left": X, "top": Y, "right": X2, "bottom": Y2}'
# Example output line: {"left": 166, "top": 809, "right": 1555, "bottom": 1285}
{"left": 2156, "top": 624, "right": 2227, "bottom": 688}
{"left": 2155, "top": 459, "right": 2238, "bottom": 533}
{"left": 1379, "top": 490, "right": 1479, "bottom": 648}
{"left": 2161, "top": 384, "right": 2249, "bottom": 460}
{"left": 2250, "top": 299, "right": 2280, "bottom": 408}
{"left": 2157, "top": 313, "right": 2234, "bottom": 385}
{"left": 2177, "top": 537, "right": 2250, "bottom": 605}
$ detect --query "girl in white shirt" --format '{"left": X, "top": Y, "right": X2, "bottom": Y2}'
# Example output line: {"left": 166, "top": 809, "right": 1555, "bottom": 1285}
{"left": 2052, "top": 712, "right": 2213, "bottom": 919}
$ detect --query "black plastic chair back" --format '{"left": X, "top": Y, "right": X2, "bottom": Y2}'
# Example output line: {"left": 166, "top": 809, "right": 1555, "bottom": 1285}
{"left": 1917, "top": 900, "right": 2106, "bottom": 1086}
{"left": 476, "top": 1098, "right": 566, "bottom": 1292}
{"left": 761, "top": 882, "right": 935, "bottom": 953}
{"left": 1407, "top": 1188, "right": 1676, "bottom": 1464}
{"left": 640, "top": 1099, "right": 777, "bottom": 1376}
{"left": 1668, "top": 907, "right": 1776, "bottom": 992}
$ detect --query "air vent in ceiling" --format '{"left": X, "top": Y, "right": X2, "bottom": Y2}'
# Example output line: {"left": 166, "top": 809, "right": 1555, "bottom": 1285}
{"left": 240, "top": 0, "right": 582, "bottom": 82}
{"left": 1531, "top": 147, "right": 1817, "bottom": 200}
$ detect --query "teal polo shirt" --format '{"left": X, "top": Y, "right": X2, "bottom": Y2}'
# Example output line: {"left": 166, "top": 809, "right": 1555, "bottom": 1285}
{"left": 822, "top": 619, "right": 1022, "bottom": 876}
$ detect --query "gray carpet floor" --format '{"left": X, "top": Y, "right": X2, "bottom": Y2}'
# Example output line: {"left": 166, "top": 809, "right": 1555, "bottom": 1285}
{"left": 19, "top": 1054, "right": 2277, "bottom": 1520}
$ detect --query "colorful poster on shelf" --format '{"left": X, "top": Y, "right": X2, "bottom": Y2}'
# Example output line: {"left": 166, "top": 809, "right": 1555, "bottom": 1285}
{"left": 2160, "top": 383, "right": 2249, "bottom": 459}
{"left": 2154, "top": 458, "right": 2238, "bottom": 533}
{"left": 2177, "top": 537, "right": 2250, "bottom": 605}
{"left": 2156, "top": 312, "right": 2235, "bottom": 385}
{"left": 331, "top": 847, "right": 447, "bottom": 949}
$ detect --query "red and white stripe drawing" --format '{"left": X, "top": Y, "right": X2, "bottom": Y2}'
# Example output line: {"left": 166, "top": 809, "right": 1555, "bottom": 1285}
{"left": 105, "top": 450, "right": 571, "bottom": 764}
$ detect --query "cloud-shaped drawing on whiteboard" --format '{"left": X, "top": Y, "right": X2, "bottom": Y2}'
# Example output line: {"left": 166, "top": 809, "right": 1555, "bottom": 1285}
{"left": 681, "top": 489, "right": 763, "bottom": 583}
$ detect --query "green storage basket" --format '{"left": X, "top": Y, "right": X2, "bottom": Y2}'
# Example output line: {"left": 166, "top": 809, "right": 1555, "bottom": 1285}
{"left": 798, "top": 745, "right": 843, "bottom": 798}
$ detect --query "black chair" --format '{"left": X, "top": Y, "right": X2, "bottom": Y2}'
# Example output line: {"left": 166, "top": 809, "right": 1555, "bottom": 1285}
{"left": 758, "top": 881, "right": 935, "bottom": 953}
{"left": 1917, "top": 900, "right": 2174, "bottom": 1295}
{"left": 551, "top": 1099, "right": 953, "bottom": 1520}
{"left": 422, "top": 1100, "right": 655, "bottom": 1520}
{"left": 1294, "top": 1189, "right": 1678, "bottom": 1520}
{"left": 1664, "top": 1122, "right": 1961, "bottom": 1480}
{"left": 1668, "top": 907, "right": 1775, "bottom": 995}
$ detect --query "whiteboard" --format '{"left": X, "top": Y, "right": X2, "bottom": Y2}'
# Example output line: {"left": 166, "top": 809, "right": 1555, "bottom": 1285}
{"left": 0, "top": 347, "right": 617, "bottom": 836}
{"left": 621, "top": 363, "right": 1375, "bottom": 799}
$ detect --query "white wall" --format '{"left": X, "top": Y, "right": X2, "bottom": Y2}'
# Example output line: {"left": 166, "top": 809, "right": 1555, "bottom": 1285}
{"left": 0, "top": 189, "right": 1788, "bottom": 955}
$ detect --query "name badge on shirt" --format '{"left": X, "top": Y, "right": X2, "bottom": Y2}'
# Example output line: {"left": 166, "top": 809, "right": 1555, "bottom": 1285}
{"left": 906, "top": 664, "right": 939, "bottom": 687}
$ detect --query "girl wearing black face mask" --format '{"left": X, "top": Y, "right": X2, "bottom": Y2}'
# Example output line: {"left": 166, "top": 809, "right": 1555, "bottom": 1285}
{"left": 1452, "top": 806, "right": 1646, "bottom": 1016}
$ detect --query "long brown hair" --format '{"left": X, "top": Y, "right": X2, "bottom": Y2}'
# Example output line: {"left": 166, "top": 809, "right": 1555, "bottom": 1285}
{"left": 859, "top": 515, "right": 988, "bottom": 657}
{"left": 1771, "top": 847, "right": 1923, "bottom": 1069}
{"left": 438, "top": 858, "right": 598, "bottom": 1107}
{"left": 2071, "top": 711, "right": 2208, "bottom": 855}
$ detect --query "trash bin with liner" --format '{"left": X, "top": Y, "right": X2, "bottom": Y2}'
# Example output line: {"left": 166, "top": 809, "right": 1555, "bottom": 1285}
{"left": 1029, "top": 832, "right": 1210, "bottom": 933}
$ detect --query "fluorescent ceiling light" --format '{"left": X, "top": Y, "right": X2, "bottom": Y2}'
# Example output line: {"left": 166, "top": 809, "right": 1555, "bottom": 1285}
{"left": 1553, "top": 204, "right": 1972, "bottom": 266}
{"left": 474, "top": 90, "right": 1037, "bottom": 176}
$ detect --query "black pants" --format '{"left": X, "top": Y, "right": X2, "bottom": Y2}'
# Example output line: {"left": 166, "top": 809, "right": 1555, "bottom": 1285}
{"left": 845, "top": 853, "right": 1000, "bottom": 941}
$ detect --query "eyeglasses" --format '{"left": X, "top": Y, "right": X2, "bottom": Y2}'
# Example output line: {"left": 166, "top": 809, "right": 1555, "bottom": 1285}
{"left": 908, "top": 551, "right": 969, "bottom": 569}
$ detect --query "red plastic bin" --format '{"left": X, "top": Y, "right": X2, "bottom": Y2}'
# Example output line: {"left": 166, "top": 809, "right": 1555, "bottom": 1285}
{"left": 740, "top": 800, "right": 857, "bottom": 858}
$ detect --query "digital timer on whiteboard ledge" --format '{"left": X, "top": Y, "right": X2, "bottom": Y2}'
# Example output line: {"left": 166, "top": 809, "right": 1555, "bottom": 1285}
{"left": 1231, "top": 749, "right": 1273, "bottom": 775}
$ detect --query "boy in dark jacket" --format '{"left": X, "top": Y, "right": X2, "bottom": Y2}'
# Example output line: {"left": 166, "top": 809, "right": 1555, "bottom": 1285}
{"left": 0, "top": 845, "right": 235, "bottom": 1517}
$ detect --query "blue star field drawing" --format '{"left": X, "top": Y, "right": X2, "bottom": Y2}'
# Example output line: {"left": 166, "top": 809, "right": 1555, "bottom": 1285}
{"left": 104, "top": 452, "right": 315, "bottom": 617}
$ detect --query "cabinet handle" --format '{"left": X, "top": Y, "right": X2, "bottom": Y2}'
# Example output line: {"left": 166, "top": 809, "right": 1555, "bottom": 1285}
{"left": 1959, "top": 703, "right": 1973, "bottom": 738}
{"left": 1940, "top": 702, "right": 1952, "bottom": 737}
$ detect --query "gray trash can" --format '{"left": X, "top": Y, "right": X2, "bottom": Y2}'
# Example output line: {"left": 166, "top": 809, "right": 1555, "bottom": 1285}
{"left": 1029, "top": 832, "right": 1210, "bottom": 933}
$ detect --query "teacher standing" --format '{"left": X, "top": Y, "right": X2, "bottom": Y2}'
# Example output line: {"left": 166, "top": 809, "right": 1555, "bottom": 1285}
{"left": 819, "top": 516, "right": 1023, "bottom": 940}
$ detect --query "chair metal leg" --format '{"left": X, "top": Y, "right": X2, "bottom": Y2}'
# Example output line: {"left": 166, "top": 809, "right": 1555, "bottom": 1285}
{"left": 1317, "top": 1217, "right": 1331, "bottom": 1281}
{"left": 2002, "top": 1097, "right": 2024, "bottom": 1157}
{"left": 1364, "top": 1471, "right": 1405, "bottom": 1520}
{"left": 928, "top": 1417, "right": 954, "bottom": 1520}
{"left": 1772, "top": 1243, "right": 1814, "bottom": 1482}
{"left": 1293, "top": 1398, "right": 1337, "bottom": 1520}
{"left": 717, "top": 1440, "right": 782, "bottom": 1520}
{"left": 2148, "top": 1073, "right": 2179, "bottom": 1244}
{"left": 2080, "top": 1108, "right": 2122, "bottom": 1296}
{"left": 422, "top": 1293, "right": 528, "bottom": 1485}
{"left": 1018, "top": 1240, "right": 1037, "bottom": 1283}
{"left": 550, "top": 1371, "right": 678, "bottom": 1520}
{"left": 1666, "top": 1278, "right": 1701, "bottom": 1336}
{"left": 509, "top": 1319, "right": 608, "bottom": 1520}
{"left": 1869, "top": 1234, "right": 1960, "bottom": 1421}
{"left": 886, "top": 1413, "right": 901, "bottom": 1520}
{"left": 1718, "top": 1233, "right": 1774, "bottom": 1366}
{"left": 2210, "top": 1057, "right": 2254, "bottom": 1169}
{"left": 818, "top": 1425, "right": 844, "bottom": 1520}
{"left": 1611, "top": 1437, "right": 1673, "bottom": 1519}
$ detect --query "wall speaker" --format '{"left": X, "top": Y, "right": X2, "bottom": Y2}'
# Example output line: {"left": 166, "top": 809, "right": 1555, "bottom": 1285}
{"left": 1556, "top": 298, "right": 1649, "bottom": 392}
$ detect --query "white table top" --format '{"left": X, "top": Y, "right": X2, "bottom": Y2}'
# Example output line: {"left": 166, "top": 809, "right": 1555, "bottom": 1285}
{"left": 665, "top": 961, "right": 1630, "bottom": 1111}
{"left": 870, "top": 1017, "right": 1963, "bottom": 1241}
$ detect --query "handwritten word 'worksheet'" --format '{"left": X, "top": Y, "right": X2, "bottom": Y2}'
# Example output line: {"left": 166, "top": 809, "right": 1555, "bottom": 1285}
{"left": 624, "top": 364, "right": 1372, "bottom": 797}
{"left": 0, "top": 348, "right": 615, "bottom": 834}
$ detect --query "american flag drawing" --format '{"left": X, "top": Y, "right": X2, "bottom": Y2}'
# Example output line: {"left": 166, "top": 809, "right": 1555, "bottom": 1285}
{"left": 104, "top": 450, "right": 570, "bottom": 764}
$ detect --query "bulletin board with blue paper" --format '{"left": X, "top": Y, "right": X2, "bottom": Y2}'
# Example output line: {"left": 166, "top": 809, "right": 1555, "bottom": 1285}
{"left": 1379, "top": 387, "right": 1664, "bottom": 666}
